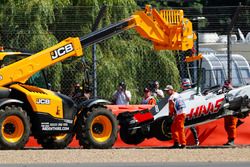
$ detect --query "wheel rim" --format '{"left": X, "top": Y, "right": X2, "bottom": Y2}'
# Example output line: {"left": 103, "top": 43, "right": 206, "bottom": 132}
{"left": 90, "top": 115, "right": 112, "bottom": 143}
{"left": 2, "top": 116, "right": 24, "bottom": 143}
{"left": 161, "top": 120, "right": 167, "bottom": 135}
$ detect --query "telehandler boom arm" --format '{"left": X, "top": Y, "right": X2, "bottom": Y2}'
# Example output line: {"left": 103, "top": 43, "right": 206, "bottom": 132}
{"left": 0, "top": 5, "right": 195, "bottom": 87}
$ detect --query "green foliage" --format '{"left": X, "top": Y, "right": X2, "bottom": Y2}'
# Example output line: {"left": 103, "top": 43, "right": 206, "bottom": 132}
{"left": 92, "top": 2, "right": 180, "bottom": 103}
{"left": 0, "top": 0, "right": 181, "bottom": 103}
{"left": 0, "top": 0, "right": 70, "bottom": 90}
{"left": 0, "top": 0, "right": 70, "bottom": 47}
{"left": 96, "top": 35, "right": 180, "bottom": 103}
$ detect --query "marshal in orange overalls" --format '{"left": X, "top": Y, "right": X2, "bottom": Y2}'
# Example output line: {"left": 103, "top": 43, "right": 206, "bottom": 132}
{"left": 224, "top": 115, "right": 238, "bottom": 144}
{"left": 169, "top": 93, "right": 186, "bottom": 147}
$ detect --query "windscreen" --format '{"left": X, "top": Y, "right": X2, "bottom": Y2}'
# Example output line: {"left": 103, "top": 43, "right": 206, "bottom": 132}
{"left": 1, "top": 54, "right": 28, "bottom": 68}
{"left": 26, "top": 71, "right": 48, "bottom": 89}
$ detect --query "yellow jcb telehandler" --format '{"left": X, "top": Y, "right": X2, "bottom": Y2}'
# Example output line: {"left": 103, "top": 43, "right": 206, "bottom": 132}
{"left": 0, "top": 5, "right": 196, "bottom": 149}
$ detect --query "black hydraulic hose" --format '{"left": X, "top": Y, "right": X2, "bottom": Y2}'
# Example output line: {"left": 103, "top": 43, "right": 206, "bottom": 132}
{"left": 3, "top": 47, "right": 35, "bottom": 55}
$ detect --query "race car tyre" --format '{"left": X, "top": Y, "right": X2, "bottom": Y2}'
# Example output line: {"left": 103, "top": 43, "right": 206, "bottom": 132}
{"left": 76, "top": 107, "right": 118, "bottom": 149}
{"left": 0, "top": 106, "right": 30, "bottom": 149}
{"left": 151, "top": 119, "right": 172, "bottom": 141}
{"left": 119, "top": 127, "right": 145, "bottom": 145}
{"left": 36, "top": 133, "right": 74, "bottom": 149}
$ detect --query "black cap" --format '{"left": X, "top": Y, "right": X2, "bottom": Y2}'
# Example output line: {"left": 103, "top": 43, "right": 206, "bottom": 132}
{"left": 119, "top": 81, "right": 125, "bottom": 86}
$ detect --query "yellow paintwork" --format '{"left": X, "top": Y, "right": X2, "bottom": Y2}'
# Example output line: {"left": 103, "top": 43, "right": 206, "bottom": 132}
{"left": 2, "top": 115, "right": 24, "bottom": 143}
{"left": 0, "top": 6, "right": 195, "bottom": 88}
{"left": 0, "top": 5, "right": 196, "bottom": 123}
{"left": 54, "top": 133, "right": 68, "bottom": 140}
{"left": 0, "top": 52, "right": 22, "bottom": 60}
{"left": 185, "top": 53, "right": 203, "bottom": 63}
{"left": 0, "top": 37, "right": 83, "bottom": 87}
{"left": 127, "top": 5, "right": 195, "bottom": 51}
{"left": 10, "top": 84, "right": 64, "bottom": 119}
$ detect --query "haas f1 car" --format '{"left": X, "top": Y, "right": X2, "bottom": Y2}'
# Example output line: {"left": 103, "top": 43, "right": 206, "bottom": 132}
{"left": 117, "top": 85, "right": 250, "bottom": 145}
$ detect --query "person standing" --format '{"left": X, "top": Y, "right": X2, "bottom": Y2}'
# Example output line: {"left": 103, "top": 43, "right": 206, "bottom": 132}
{"left": 113, "top": 81, "right": 131, "bottom": 105}
{"left": 152, "top": 80, "right": 164, "bottom": 99}
{"left": 141, "top": 87, "right": 157, "bottom": 105}
{"left": 224, "top": 115, "right": 238, "bottom": 146}
{"left": 165, "top": 85, "right": 187, "bottom": 148}
{"left": 222, "top": 80, "right": 238, "bottom": 146}
{"left": 181, "top": 78, "right": 200, "bottom": 146}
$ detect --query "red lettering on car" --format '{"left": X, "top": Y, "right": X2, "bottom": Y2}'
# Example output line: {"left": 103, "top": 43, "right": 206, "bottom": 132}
{"left": 193, "top": 106, "right": 200, "bottom": 118}
{"left": 198, "top": 105, "right": 205, "bottom": 117}
{"left": 214, "top": 98, "right": 224, "bottom": 113}
{"left": 187, "top": 98, "right": 224, "bottom": 120}
{"left": 207, "top": 102, "right": 214, "bottom": 113}
{"left": 201, "top": 105, "right": 209, "bottom": 116}
{"left": 187, "top": 108, "right": 194, "bottom": 120}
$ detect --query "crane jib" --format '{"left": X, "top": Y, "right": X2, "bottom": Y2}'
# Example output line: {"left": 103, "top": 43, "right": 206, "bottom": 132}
{"left": 80, "top": 19, "right": 130, "bottom": 48}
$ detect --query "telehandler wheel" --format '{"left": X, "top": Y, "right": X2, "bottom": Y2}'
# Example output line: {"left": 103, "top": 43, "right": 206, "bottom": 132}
{"left": 76, "top": 107, "right": 118, "bottom": 149}
{"left": 0, "top": 106, "right": 30, "bottom": 150}
{"left": 151, "top": 119, "right": 172, "bottom": 141}
{"left": 119, "top": 127, "right": 145, "bottom": 145}
{"left": 36, "top": 133, "right": 74, "bottom": 149}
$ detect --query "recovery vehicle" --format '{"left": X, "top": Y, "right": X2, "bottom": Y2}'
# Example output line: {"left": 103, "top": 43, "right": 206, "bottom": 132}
{"left": 0, "top": 5, "right": 196, "bottom": 149}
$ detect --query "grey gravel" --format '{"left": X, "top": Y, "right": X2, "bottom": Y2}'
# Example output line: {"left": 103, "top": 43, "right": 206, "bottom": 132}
{"left": 0, "top": 147, "right": 249, "bottom": 164}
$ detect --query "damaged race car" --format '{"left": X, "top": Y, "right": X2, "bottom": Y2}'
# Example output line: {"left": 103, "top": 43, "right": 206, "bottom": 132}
{"left": 117, "top": 84, "right": 250, "bottom": 145}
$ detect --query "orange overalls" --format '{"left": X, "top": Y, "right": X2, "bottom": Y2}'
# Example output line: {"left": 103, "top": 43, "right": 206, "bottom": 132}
{"left": 224, "top": 115, "right": 238, "bottom": 141}
{"left": 169, "top": 99, "right": 186, "bottom": 146}
{"left": 148, "top": 98, "right": 156, "bottom": 105}
{"left": 141, "top": 96, "right": 157, "bottom": 105}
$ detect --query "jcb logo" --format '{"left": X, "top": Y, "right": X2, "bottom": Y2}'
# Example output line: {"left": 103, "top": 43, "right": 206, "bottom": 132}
{"left": 36, "top": 99, "right": 51, "bottom": 105}
{"left": 50, "top": 44, "right": 74, "bottom": 60}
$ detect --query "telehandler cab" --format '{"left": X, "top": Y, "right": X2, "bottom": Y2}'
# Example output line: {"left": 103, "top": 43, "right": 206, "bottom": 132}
{"left": 0, "top": 5, "right": 196, "bottom": 149}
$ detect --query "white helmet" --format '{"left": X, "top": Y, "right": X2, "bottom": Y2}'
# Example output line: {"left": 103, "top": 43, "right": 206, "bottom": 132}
{"left": 181, "top": 78, "right": 191, "bottom": 88}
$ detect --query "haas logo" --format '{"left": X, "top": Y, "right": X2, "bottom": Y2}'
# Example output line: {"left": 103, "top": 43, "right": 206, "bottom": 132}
{"left": 187, "top": 98, "right": 224, "bottom": 120}
{"left": 51, "top": 43, "right": 74, "bottom": 60}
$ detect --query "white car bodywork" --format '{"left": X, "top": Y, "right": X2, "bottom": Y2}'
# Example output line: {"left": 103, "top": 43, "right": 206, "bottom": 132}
{"left": 153, "top": 85, "right": 250, "bottom": 127}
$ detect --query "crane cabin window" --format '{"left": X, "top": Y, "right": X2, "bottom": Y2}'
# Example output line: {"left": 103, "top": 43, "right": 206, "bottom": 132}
{"left": 0, "top": 53, "right": 48, "bottom": 89}
{"left": 26, "top": 71, "right": 48, "bottom": 89}
{"left": 0, "top": 54, "right": 29, "bottom": 68}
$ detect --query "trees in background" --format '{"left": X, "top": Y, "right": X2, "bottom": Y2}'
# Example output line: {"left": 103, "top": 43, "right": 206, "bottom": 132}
{"left": 0, "top": 0, "right": 180, "bottom": 103}
{"left": 0, "top": 0, "right": 70, "bottom": 91}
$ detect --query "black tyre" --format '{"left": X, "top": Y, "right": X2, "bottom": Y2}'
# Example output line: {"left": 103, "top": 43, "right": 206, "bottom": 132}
{"left": 36, "top": 133, "right": 74, "bottom": 149}
{"left": 151, "top": 119, "right": 172, "bottom": 141}
{"left": 119, "top": 127, "right": 145, "bottom": 145}
{"left": 0, "top": 106, "right": 30, "bottom": 149}
{"left": 76, "top": 107, "right": 118, "bottom": 149}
